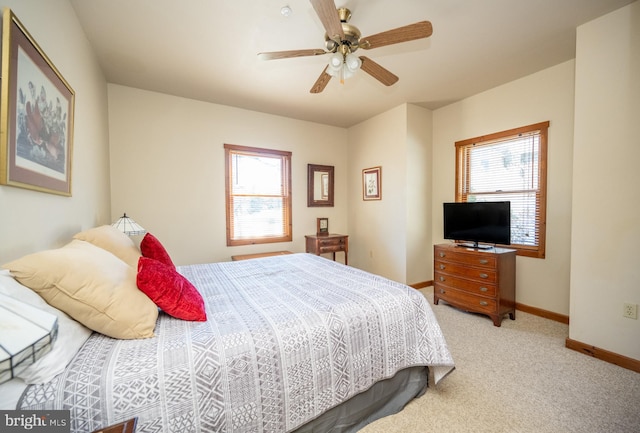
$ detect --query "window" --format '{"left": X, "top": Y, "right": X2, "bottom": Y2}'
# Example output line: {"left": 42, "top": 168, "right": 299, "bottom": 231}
{"left": 455, "top": 121, "right": 549, "bottom": 258}
{"left": 224, "top": 144, "right": 292, "bottom": 246}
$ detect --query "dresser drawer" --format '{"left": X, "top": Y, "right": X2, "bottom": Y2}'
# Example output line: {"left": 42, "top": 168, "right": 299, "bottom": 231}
{"left": 434, "top": 261, "right": 497, "bottom": 283}
{"left": 434, "top": 272, "right": 497, "bottom": 297}
{"left": 434, "top": 286, "right": 497, "bottom": 315}
{"left": 434, "top": 247, "right": 497, "bottom": 269}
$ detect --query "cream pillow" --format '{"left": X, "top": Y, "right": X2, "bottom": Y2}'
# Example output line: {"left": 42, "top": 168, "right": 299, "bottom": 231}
{"left": 2, "top": 240, "right": 157, "bottom": 339}
{"left": 73, "top": 225, "right": 141, "bottom": 268}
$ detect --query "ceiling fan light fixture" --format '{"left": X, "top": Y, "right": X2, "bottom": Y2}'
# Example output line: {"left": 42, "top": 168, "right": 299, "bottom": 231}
{"left": 345, "top": 53, "right": 361, "bottom": 72}
{"left": 326, "top": 52, "right": 361, "bottom": 81}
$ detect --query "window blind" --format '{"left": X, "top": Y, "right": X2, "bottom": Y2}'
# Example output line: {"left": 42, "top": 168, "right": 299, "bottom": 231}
{"left": 224, "top": 144, "right": 292, "bottom": 246}
{"left": 455, "top": 121, "right": 548, "bottom": 257}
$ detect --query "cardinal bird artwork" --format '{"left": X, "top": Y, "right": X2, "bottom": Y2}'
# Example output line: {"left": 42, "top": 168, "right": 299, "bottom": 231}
{"left": 16, "top": 80, "right": 68, "bottom": 174}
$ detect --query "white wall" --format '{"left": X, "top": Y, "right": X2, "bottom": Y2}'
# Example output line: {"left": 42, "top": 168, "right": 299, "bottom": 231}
{"left": 570, "top": 2, "right": 640, "bottom": 360}
{"left": 347, "top": 103, "right": 432, "bottom": 284}
{"left": 107, "top": 85, "right": 348, "bottom": 266}
{"left": 0, "top": 0, "right": 111, "bottom": 264}
{"left": 432, "top": 60, "right": 576, "bottom": 316}
{"left": 348, "top": 105, "right": 407, "bottom": 282}
{"left": 406, "top": 105, "right": 433, "bottom": 285}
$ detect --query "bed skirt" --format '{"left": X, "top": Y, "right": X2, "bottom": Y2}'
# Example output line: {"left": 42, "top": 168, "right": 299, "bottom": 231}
{"left": 293, "top": 366, "right": 428, "bottom": 433}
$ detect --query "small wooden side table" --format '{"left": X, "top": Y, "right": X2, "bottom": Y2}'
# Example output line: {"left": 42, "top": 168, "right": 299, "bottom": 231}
{"left": 91, "top": 417, "right": 137, "bottom": 433}
{"left": 305, "top": 234, "right": 348, "bottom": 265}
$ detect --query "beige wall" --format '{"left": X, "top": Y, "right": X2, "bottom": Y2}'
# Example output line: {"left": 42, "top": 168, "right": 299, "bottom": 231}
{"left": 406, "top": 105, "right": 433, "bottom": 285}
{"left": 570, "top": 2, "right": 640, "bottom": 360}
{"left": 107, "top": 85, "right": 348, "bottom": 265}
{"left": 432, "top": 60, "right": 576, "bottom": 316}
{"left": 0, "top": 0, "right": 111, "bottom": 264}
{"left": 347, "top": 104, "right": 432, "bottom": 284}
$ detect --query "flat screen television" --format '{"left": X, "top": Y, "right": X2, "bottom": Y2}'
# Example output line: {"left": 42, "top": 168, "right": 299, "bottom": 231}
{"left": 443, "top": 201, "right": 511, "bottom": 249}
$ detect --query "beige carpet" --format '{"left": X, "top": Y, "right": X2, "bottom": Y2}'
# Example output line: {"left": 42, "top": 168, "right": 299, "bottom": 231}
{"left": 360, "top": 287, "right": 640, "bottom": 433}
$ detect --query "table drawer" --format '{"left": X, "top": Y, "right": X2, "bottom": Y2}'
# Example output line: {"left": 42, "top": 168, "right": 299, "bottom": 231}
{"left": 435, "top": 286, "right": 497, "bottom": 314}
{"left": 319, "top": 244, "right": 345, "bottom": 253}
{"left": 434, "top": 247, "right": 497, "bottom": 269}
{"left": 317, "top": 237, "right": 346, "bottom": 247}
{"left": 434, "top": 271, "right": 497, "bottom": 297}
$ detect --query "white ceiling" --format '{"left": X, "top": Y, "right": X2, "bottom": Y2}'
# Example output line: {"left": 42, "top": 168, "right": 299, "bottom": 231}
{"left": 69, "top": 0, "right": 634, "bottom": 128}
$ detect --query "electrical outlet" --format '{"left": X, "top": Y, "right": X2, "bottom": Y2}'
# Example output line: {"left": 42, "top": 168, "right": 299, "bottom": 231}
{"left": 623, "top": 303, "right": 637, "bottom": 319}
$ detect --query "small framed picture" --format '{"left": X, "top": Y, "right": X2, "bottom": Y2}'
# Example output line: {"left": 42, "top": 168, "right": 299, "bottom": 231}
{"left": 317, "top": 217, "right": 329, "bottom": 235}
{"left": 362, "top": 166, "right": 381, "bottom": 200}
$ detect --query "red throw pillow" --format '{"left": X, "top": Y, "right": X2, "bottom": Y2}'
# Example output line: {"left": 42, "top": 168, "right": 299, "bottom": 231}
{"left": 136, "top": 257, "right": 206, "bottom": 321}
{"left": 140, "top": 233, "right": 175, "bottom": 269}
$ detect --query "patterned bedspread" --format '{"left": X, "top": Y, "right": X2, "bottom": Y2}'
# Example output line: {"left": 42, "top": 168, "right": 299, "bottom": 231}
{"left": 18, "top": 253, "right": 454, "bottom": 432}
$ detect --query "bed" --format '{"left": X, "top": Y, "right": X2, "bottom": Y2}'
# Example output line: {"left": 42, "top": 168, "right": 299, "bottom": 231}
{"left": 2, "top": 227, "right": 454, "bottom": 433}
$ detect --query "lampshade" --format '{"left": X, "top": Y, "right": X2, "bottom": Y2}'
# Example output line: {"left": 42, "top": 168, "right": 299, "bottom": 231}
{"left": 0, "top": 293, "right": 58, "bottom": 384}
{"left": 112, "top": 213, "right": 146, "bottom": 236}
{"left": 326, "top": 52, "right": 361, "bottom": 83}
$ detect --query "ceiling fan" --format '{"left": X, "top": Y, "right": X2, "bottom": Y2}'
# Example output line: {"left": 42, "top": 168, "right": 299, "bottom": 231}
{"left": 258, "top": 0, "right": 433, "bottom": 93}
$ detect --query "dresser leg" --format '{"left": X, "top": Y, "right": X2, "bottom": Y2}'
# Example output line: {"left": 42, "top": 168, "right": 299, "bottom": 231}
{"left": 491, "top": 315, "right": 502, "bottom": 327}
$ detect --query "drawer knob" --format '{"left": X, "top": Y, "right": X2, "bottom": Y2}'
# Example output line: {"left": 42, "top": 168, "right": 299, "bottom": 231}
{"left": 439, "top": 276, "right": 446, "bottom": 282}
{"left": 439, "top": 264, "right": 446, "bottom": 270}
{"left": 440, "top": 289, "right": 445, "bottom": 294}
{"left": 439, "top": 252, "right": 446, "bottom": 258}
{"left": 479, "top": 273, "right": 488, "bottom": 279}
{"left": 479, "top": 259, "right": 488, "bottom": 265}
{"left": 479, "top": 301, "right": 488, "bottom": 306}
{"left": 480, "top": 287, "right": 488, "bottom": 292}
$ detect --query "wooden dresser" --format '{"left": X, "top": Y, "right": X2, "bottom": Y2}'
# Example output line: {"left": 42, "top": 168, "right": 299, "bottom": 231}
{"left": 433, "top": 243, "right": 516, "bottom": 327}
{"left": 305, "top": 234, "right": 348, "bottom": 265}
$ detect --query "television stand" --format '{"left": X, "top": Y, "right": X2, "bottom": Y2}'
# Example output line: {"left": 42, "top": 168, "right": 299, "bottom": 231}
{"left": 456, "top": 242, "right": 493, "bottom": 250}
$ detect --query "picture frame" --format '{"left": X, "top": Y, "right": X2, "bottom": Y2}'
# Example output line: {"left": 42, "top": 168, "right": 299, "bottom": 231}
{"left": 317, "top": 217, "right": 329, "bottom": 235}
{"left": 362, "top": 166, "right": 381, "bottom": 200}
{"left": 0, "top": 8, "right": 75, "bottom": 196}
{"left": 307, "top": 164, "right": 334, "bottom": 207}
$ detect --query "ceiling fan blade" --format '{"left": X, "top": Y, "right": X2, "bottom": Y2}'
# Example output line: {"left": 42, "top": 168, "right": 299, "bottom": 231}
{"left": 359, "top": 56, "right": 399, "bottom": 86}
{"left": 310, "top": 0, "right": 344, "bottom": 42}
{"left": 258, "top": 49, "right": 327, "bottom": 61}
{"left": 310, "top": 66, "right": 332, "bottom": 93}
{"left": 361, "top": 21, "right": 433, "bottom": 49}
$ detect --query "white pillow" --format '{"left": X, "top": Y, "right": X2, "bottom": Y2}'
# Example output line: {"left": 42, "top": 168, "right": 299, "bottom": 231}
{"left": 0, "top": 378, "right": 28, "bottom": 409}
{"left": 0, "top": 270, "right": 92, "bottom": 384}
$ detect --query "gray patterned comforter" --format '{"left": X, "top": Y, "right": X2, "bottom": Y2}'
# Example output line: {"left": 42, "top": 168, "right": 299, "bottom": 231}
{"left": 19, "top": 253, "right": 454, "bottom": 432}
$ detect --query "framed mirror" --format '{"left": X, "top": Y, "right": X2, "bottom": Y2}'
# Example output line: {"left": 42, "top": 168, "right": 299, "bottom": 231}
{"left": 307, "top": 164, "right": 334, "bottom": 207}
